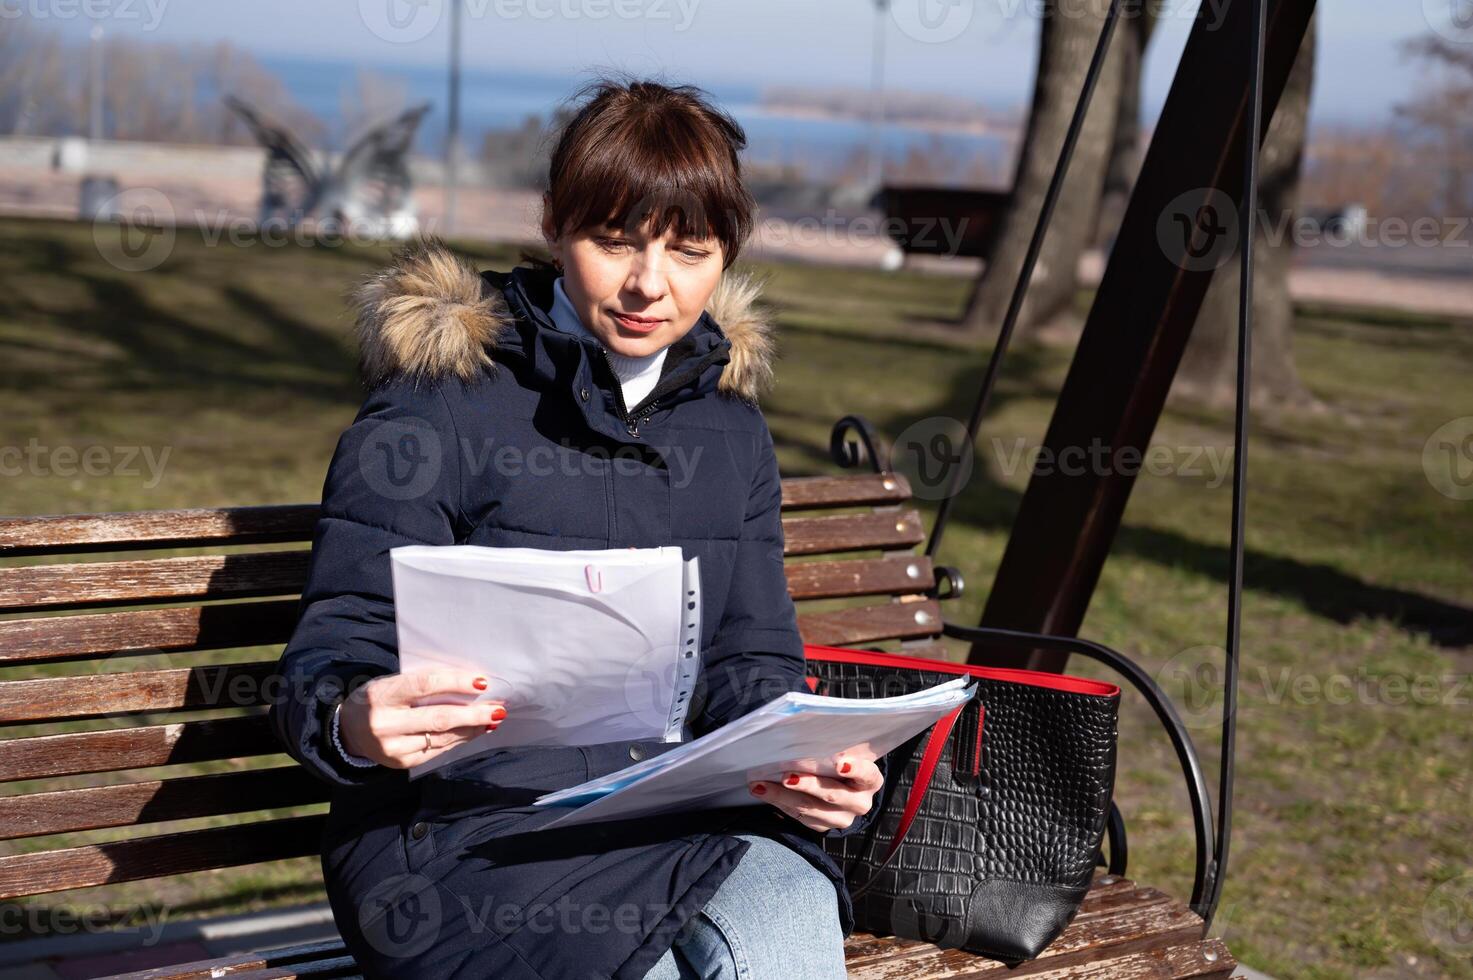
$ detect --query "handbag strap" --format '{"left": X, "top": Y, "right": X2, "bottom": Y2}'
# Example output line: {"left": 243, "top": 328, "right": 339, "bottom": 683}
{"left": 848, "top": 699, "right": 971, "bottom": 901}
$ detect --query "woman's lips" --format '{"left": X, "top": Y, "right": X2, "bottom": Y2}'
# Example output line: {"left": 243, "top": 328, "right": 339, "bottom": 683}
{"left": 611, "top": 312, "right": 664, "bottom": 332}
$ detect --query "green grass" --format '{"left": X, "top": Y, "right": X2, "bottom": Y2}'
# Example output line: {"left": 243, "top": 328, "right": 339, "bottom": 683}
{"left": 1, "top": 217, "right": 1469, "bottom": 978}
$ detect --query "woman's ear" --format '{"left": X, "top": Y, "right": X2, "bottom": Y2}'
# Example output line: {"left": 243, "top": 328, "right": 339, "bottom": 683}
{"left": 539, "top": 201, "right": 562, "bottom": 267}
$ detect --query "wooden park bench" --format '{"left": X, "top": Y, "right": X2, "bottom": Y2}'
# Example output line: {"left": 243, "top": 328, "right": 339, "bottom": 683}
{"left": 0, "top": 417, "right": 1240, "bottom": 979}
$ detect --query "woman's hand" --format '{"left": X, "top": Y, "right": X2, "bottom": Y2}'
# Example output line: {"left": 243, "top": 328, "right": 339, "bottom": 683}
{"left": 748, "top": 747, "right": 884, "bottom": 833}
{"left": 338, "top": 669, "right": 508, "bottom": 768}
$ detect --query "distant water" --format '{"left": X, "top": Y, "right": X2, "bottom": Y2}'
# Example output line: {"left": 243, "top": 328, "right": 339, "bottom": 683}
{"left": 259, "top": 54, "right": 1007, "bottom": 180}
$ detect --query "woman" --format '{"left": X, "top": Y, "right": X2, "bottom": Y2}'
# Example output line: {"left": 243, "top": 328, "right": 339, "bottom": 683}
{"left": 268, "top": 77, "right": 887, "bottom": 979}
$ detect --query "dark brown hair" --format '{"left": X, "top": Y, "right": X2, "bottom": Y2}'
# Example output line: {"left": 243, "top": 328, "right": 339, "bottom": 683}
{"left": 529, "top": 73, "right": 756, "bottom": 272}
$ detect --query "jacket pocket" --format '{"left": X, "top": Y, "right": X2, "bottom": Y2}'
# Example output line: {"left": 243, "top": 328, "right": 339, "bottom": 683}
{"left": 417, "top": 744, "right": 590, "bottom": 819}
{"left": 579, "top": 737, "right": 685, "bottom": 781}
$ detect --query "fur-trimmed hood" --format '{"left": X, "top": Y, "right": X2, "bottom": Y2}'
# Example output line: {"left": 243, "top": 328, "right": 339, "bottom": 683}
{"left": 351, "top": 237, "right": 776, "bottom": 403}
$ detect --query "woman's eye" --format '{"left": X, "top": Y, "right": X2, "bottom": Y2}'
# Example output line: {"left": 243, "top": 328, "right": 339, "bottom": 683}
{"left": 596, "top": 237, "right": 629, "bottom": 251}
{"left": 679, "top": 248, "right": 710, "bottom": 261}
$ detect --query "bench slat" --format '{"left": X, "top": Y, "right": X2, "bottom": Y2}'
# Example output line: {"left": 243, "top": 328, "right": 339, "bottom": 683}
{"left": 778, "top": 472, "right": 911, "bottom": 510}
{"left": 101, "top": 940, "right": 356, "bottom": 980}
{"left": 0, "top": 715, "right": 277, "bottom": 783}
{"left": 0, "top": 600, "right": 301, "bottom": 667}
{"left": 0, "top": 552, "right": 927, "bottom": 642}
{"left": 0, "top": 551, "right": 310, "bottom": 613}
{"left": 0, "top": 662, "right": 276, "bottom": 724}
{"left": 0, "top": 474, "right": 908, "bottom": 558}
{"left": 786, "top": 555, "right": 933, "bottom": 601}
{"left": 797, "top": 599, "right": 943, "bottom": 646}
{"left": 0, "top": 766, "right": 328, "bottom": 840}
{"left": 0, "top": 814, "right": 325, "bottom": 900}
{"left": 844, "top": 891, "right": 1206, "bottom": 978}
{"left": 0, "top": 506, "right": 320, "bottom": 557}
{"left": 782, "top": 510, "right": 925, "bottom": 556}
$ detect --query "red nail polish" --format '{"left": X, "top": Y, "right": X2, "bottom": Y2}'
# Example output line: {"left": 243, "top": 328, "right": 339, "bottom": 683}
{"left": 751, "top": 783, "right": 766, "bottom": 795}
{"left": 486, "top": 723, "right": 499, "bottom": 732}
{"left": 785, "top": 774, "right": 800, "bottom": 786}
{"left": 490, "top": 706, "right": 507, "bottom": 721}
{"left": 473, "top": 677, "right": 488, "bottom": 690}
{"left": 839, "top": 761, "right": 852, "bottom": 775}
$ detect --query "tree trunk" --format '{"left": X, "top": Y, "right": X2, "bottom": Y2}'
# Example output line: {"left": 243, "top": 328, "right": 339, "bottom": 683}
{"left": 1091, "top": 5, "right": 1159, "bottom": 248}
{"left": 1176, "top": 14, "right": 1320, "bottom": 411}
{"left": 960, "top": 0, "right": 1124, "bottom": 335}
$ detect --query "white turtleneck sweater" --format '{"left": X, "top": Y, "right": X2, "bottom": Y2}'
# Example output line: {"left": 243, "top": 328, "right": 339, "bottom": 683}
{"left": 551, "top": 276, "right": 668, "bottom": 411}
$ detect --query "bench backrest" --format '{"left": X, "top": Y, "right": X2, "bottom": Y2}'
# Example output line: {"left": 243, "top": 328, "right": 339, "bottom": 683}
{"left": 0, "top": 471, "right": 942, "bottom": 903}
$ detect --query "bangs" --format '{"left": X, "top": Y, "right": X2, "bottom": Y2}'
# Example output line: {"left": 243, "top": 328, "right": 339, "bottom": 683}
{"left": 544, "top": 79, "right": 756, "bottom": 266}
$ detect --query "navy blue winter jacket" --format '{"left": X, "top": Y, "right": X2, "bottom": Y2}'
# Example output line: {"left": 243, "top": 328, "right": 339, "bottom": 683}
{"left": 267, "top": 238, "right": 885, "bottom": 978}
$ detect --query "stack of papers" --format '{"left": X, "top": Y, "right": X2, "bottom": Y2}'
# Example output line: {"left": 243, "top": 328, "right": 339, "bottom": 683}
{"left": 533, "top": 676, "right": 977, "bottom": 830}
{"left": 389, "top": 544, "right": 703, "bottom": 778}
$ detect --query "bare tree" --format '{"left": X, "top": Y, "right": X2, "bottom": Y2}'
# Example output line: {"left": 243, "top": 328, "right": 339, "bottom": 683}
{"left": 0, "top": 18, "right": 80, "bottom": 136}
{"left": 1176, "top": 14, "right": 1320, "bottom": 411}
{"left": 960, "top": 0, "right": 1125, "bottom": 335}
{"left": 1398, "top": 23, "right": 1473, "bottom": 215}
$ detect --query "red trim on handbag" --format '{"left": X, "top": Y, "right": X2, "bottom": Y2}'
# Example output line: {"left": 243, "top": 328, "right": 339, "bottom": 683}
{"left": 802, "top": 643, "right": 1121, "bottom": 698}
{"left": 881, "top": 701, "right": 966, "bottom": 865}
{"left": 970, "top": 703, "right": 984, "bottom": 776}
{"left": 804, "top": 675, "right": 820, "bottom": 693}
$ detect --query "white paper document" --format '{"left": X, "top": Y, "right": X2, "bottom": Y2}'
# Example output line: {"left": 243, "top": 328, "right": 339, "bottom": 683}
{"left": 531, "top": 677, "right": 977, "bottom": 831}
{"left": 390, "top": 544, "right": 703, "bottom": 778}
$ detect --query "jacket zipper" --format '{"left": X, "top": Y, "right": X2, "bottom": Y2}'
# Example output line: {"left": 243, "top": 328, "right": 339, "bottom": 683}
{"left": 599, "top": 347, "right": 653, "bottom": 437}
{"left": 597, "top": 340, "right": 729, "bottom": 438}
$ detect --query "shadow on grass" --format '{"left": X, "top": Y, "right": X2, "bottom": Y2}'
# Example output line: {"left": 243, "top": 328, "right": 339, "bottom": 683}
{"left": 771, "top": 317, "right": 1473, "bottom": 649}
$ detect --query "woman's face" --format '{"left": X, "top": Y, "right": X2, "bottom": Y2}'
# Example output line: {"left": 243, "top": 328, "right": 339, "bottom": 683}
{"left": 543, "top": 210, "right": 725, "bottom": 358}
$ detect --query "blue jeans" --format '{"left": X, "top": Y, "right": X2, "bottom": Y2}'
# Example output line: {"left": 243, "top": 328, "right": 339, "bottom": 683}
{"left": 642, "top": 833, "right": 848, "bottom": 979}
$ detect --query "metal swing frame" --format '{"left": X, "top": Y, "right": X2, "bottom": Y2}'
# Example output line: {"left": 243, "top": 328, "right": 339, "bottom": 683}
{"left": 827, "top": 0, "right": 1318, "bottom": 935}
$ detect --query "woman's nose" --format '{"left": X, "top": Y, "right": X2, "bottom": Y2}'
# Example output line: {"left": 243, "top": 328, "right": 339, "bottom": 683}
{"left": 626, "top": 253, "right": 669, "bottom": 300}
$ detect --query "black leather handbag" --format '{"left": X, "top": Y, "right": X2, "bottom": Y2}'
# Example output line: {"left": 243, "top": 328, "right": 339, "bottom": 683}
{"left": 802, "top": 642, "right": 1121, "bottom": 965}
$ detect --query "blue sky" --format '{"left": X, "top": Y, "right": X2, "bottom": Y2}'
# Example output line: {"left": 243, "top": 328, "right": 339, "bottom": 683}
{"left": 35, "top": 0, "right": 1441, "bottom": 127}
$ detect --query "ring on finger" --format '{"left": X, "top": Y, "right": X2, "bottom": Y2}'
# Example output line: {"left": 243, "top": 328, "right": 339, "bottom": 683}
{"left": 423, "top": 731, "right": 432, "bottom": 752}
